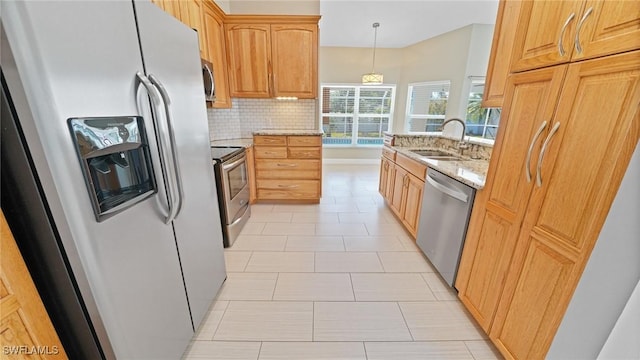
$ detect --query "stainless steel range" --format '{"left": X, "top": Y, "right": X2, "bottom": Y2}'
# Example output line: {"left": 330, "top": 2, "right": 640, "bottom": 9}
{"left": 211, "top": 146, "right": 251, "bottom": 247}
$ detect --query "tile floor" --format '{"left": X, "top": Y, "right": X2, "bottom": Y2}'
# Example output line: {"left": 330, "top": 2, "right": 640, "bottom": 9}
{"left": 182, "top": 164, "right": 502, "bottom": 360}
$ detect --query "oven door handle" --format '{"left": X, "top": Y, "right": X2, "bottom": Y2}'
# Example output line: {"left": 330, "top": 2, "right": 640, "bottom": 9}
{"left": 222, "top": 153, "right": 247, "bottom": 171}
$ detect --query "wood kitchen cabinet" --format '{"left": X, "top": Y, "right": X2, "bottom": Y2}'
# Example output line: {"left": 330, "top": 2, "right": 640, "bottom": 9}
{"left": 1, "top": 210, "right": 67, "bottom": 359}
{"left": 253, "top": 135, "right": 322, "bottom": 202}
{"left": 378, "top": 145, "right": 396, "bottom": 200}
{"left": 378, "top": 151, "right": 426, "bottom": 238}
{"left": 457, "top": 66, "right": 567, "bottom": 331}
{"left": 150, "top": 0, "right": 207, "bottom": 59}
{"left": 245, "top": 146, "right": 257, "bottom": 203}
{"left": 510, "top": 0, "right": 640, "bottom": 72}
{"left": 225, "top": 16, "right": 320, "bottom": 99}
{"left": 457, "top": 49, "right": 640, "bottom": 359}
{"left": 202, "top": 0, "right": 231, "bottom": 108}
{"left": 482, "top": 0, "right": 522, "bottom": 107}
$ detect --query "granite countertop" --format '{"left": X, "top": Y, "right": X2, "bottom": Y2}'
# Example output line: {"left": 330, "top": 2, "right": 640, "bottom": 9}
{"left": 210, "top": 138, "right": 253, "bottom": 148}
{"left": 253, "top": 129, "right": 324, "bottom": 136}
{"left": 392, "top": 146, "right": 489, "bottom": 189}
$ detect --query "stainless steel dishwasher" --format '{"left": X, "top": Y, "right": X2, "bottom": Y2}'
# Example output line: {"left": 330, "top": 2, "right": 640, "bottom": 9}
{"left": 416, "top": 168, "right": 476, "bottom": 289}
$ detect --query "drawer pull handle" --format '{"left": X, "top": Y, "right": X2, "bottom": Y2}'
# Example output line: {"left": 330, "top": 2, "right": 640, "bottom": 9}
{"left": 277, "top": 184, "right": 299, "bottom": 189}
{"left": 277, "top": 163, "right": 298, "bottom": 167}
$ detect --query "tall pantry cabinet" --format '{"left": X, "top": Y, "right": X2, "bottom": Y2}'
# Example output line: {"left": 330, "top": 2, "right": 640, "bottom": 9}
{"left": 455, "top": 1, "right": 640, "bottom": 359}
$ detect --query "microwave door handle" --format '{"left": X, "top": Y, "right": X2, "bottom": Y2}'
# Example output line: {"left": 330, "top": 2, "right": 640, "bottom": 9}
{"left": 204, "top": 63, "right": 215, "bottom": 99}
{"left": 135, "top": 72, "right": 177, "bottom": 223}
{"left": 148, "top": 74, "right": 184, "bottom": 221}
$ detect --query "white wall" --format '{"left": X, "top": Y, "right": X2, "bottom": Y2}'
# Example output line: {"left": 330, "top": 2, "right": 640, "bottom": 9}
{"left": 226, "top": 0, "right": 319, "bottom": 15}
{"left": 547, "top": 144, "right": 640, "bottom": 359}
{"left": 213, "top": 0, "right": 231, "bottom": 13}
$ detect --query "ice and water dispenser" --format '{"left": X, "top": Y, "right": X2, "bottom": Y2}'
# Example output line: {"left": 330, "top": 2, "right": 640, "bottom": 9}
{"left": 68, "top": 116, "right": 157, "bottom": 221}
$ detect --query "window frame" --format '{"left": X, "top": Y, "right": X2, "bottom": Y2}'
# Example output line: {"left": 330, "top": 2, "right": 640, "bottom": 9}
{"left": 404, "top": 80, "right": 451, "bottom": 134}
{"left": 320, "top": 84, "right": 396, "bottom": 147}
{"left": 464, "top": 79, "right": 501, "bottom": 142}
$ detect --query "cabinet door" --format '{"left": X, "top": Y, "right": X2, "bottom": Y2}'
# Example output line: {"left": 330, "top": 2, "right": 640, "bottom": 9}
{"left": 482, "top": 0, "right": 522, "bottom": 107}
{"left": 226, "top": 24, "right": 271, "bottom": 98}
{"left": 572, "top": 0, "right": 640, "bottom": 61}
{"left": 401, "top": 174, "right": 424, "bottom": 238}
{"left": 179, "top": 0, "right": 206, "bottom": 59}
{"left": 379, "top": 157, "right": 391, "bottom": 198}
{"left": 203, "top": 2, "right": 231, "bottom": 108}
{"left": 456, "top": 65, "right": 566, "bottom": 331}
{"left": 491, "top": 51, "right": 640, "bottom": 360}
{"left": 511, "top": 1, "right": 585, "bottom": 72}
{"left": 270, "top": 24, "right": 318, "bottom": 99}
{"left": 388, "top": 165, "right": 407, "bottom": 218}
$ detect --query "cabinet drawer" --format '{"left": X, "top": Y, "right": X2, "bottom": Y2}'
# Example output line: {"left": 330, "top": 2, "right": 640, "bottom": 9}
{"left": 287, "top": 135, "right": 321, "bottom": 147}
{"left": 396, "top": 153, "right": 427, "bottom": 179}
{"left": 256, "top": 179, "right": 320, "bottom": 199}
{"left": 254, "top": 135, "right": 287, "bottom": 146}
{"left": 288, "top": 147, "right": 321, "bottom": 159}
{"left": 381, "top": 146, "right": 396, "bottom": 161}
{"left": 255, "top": 159, "right": 320, "bottom": 179}
{"left": 254, "top": 146, "right": 287, "bottom": 159}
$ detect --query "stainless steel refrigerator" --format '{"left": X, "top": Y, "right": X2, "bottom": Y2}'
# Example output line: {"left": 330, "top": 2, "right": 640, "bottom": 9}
{"left": 1, "top": 1, "right": 226, "bottom": 359}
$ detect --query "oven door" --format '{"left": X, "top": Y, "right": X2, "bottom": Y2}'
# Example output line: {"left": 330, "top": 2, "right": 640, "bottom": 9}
{"left": 221, "top": 152, "right": 249, "bottom": 221}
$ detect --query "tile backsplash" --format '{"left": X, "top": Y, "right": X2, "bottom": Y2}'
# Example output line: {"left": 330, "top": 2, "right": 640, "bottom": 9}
{"left": 207, "top": 98, "right": 318, "bottom": 140}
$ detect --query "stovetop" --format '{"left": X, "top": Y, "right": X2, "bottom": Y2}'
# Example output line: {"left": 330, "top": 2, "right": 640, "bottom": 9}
{"left": 210, "top": 146, "right": 244, "bottom": 162}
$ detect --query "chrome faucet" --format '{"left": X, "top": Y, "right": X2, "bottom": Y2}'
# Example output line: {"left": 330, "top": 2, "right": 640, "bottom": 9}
{"left": 441, "top": 118, "right": 469, "bottom": 154}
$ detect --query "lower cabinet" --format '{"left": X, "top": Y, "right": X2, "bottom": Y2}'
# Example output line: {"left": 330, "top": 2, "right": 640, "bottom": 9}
{"left": 378, "top": 149, "right": 426, "bottom": 238}
{"left": 253, "top": 135, "right": 322, "bottom": 202}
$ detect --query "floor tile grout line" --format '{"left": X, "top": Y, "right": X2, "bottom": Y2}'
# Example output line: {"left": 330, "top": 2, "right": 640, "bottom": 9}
{"left": 348, "top": 273, "right": 357, "bottom": 301}
{"left": 255, "top": 341, "right": 263, "bottom": 360}
{"left": 396, "top": 301, "right": 416, "bottom": 342}
{"left": 270, "top": 272, "right": 280, "bottom": 301}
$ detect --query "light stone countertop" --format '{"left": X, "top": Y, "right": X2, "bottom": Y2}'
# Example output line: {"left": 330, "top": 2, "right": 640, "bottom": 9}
{"left": 210, "top": 138, "right": 253, "bottom": 148}
{"left": 393, "top": 146, "right": 489, "bottom": 189}
{"left": 253, "top": 129, "right": 324, "bottom": 136}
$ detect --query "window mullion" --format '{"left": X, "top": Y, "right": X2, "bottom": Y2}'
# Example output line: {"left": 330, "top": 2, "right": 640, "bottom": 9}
{"left": 353, "top": 87, "right": 360, "bottom": 145}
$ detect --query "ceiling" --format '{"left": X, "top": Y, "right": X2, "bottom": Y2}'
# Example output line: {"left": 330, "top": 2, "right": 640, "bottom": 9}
{"left": 319, "top": 0, "right": 499, "bottom": 48}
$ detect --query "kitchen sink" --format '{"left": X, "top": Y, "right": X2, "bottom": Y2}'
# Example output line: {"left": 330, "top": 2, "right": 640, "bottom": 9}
{"left": 410, "top": 149, "right": 462, "bottom": 161}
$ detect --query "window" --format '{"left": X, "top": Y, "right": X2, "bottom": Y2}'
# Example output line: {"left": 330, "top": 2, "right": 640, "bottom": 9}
{"left": 405, "top": 81, "right": 450, "bottom": 133}
{"left": 465, "top": 81, "right": 501, "bottom": 140}
{"left": 321, "top": 85, "right": 395, "bottom": 146}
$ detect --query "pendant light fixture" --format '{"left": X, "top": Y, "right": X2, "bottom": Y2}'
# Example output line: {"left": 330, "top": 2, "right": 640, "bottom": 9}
{"left": 362, "top": 22, "right": 383, "bottom": 85}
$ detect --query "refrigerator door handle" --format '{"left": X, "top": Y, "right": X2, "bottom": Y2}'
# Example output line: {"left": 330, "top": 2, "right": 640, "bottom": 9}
{"left": 135, "top": 72, "right": 179, "bottom": 224}
{"left": 148, "top": 74, "right": 184, "bottom": 219}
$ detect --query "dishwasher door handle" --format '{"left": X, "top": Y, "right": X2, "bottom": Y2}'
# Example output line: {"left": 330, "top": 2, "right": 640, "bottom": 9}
{"left": 426, "top": 174, "right": 468, "bottom": 203}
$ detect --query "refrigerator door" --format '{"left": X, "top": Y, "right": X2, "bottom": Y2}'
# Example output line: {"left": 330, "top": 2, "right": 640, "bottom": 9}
{"left": 134, "top": 1, "right": 227, "bottom": 330}
{"left": 1, "top": 1, "right": 194, "bottom": 359}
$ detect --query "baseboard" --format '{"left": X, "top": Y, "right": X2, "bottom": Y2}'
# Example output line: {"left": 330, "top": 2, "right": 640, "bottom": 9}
{"left": 323, "top": 158, "right": 380, "bottom": 165}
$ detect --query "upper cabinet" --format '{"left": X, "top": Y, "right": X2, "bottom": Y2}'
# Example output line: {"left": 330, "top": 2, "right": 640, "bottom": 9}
{"left": 202, "top": 1, "right": 231, "bottom": 108}
{"left": 225, "top": 16, "right": 320, "bottom": 99}
{"left": 150, "top": 0, "right": 207, "bottom": 59}
{"left": 225, "top": 23, "right": 272, "bottom": 98}
{"left": 510, "top": 0, "right": 640, "bottom": 72}
{"left": 270, "top": 24, "right": 318, "bottom": 99}
{"left": 482, "top": 0, "right": 522, "bottom": 107}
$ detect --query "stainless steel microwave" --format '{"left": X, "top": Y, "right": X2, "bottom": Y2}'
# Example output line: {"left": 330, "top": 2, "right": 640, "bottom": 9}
{"left": 201, "top": 59, "right": 215, "bottom": 102}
